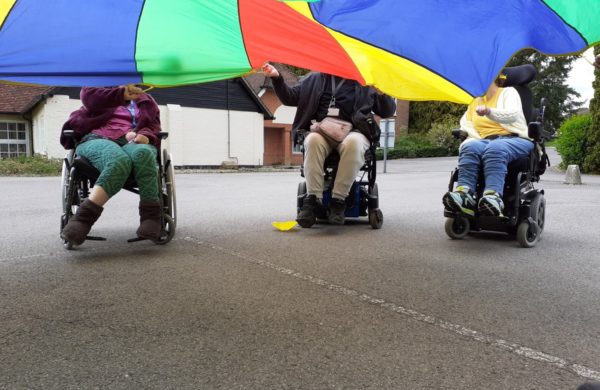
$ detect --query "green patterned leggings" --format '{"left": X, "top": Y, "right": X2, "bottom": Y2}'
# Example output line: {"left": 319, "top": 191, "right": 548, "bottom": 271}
{"left": 76, "top": 138, "right": 159, "bottom": 201}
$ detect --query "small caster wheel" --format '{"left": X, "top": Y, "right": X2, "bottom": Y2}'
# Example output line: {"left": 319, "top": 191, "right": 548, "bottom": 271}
{"left": 444, "top": 217, "right": 470, "bottom": 239}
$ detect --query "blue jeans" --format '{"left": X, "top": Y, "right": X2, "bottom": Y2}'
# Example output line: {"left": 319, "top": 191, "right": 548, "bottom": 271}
{"left": 458, "top": 137, "right": 534, "bottom": 196}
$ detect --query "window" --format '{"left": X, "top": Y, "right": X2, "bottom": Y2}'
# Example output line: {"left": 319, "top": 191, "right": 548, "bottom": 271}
{"left": 292, "top": 139, "right": 302, "bottom": 153}
{"left": 292, "top": 131, "right": 302, "bottom": 153}
{"left": 0, "top": 121, "right": 28, "bottom": 158}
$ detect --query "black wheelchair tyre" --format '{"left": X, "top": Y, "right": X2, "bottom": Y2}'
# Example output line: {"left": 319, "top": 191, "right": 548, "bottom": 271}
{"left": 368, "top": 183, "right": 383, "bottom": 229}
{"left": 154, "top": 149, "right": 177, "bottom": 245}
{"left": 162, "top": 150, "right": 177, "bottom": 226}
{"left": 516, "top": 193, "right": 545, "bottom": 248}
{"left": 297, "top": 181, "right": 307, "bottom": 213}
{"left": 61, "top": 154, "right": 78, "bottom": 250}
{"left": 369, "top": 209, "right": 383, "bottom": 229}
{"left": 154, "top": 214, "right": 175, "bottom": 245}
{"left": 445, "top": 216, "right": 470, "bottom": 239}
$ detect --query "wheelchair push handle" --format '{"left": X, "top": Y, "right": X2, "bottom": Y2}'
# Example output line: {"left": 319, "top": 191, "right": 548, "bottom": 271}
{"left": 62, "top": 129, "right": 75, "bottom": 138}
{"left": 294, "top": 129, "right": 308, "bottom": 146}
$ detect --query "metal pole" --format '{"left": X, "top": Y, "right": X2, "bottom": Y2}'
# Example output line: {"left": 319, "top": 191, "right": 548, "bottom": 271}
{"left": 383, "top": 120, "right": 389, "bottom": 173}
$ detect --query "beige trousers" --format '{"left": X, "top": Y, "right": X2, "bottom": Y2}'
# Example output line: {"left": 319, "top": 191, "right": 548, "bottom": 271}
{"left": 303, "top": 131, "right": 370, "bottom": 200}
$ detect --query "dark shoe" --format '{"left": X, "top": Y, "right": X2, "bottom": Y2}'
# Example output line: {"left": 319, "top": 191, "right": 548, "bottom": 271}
{"left": 478, "top": 190, "right": 505, "bottom": 217}
{"left": 297, "top": 195, "right": 317, "bottom": 228}
{"left": 443, "top": 186, "right": 476, "bottom": 216}
{"left": 137, "top": 200, "right": 162, "bottom": 240}
{"left": 328, "top": 198, "right": 346, "bottom": 225}
{"left": 61, "top": 199, "right": 103, "bottom": 246}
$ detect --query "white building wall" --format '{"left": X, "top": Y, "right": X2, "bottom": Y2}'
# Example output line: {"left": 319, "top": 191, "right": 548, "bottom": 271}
{"left": 229, "top": 110, "right": 264, "bottom": 166}
{"left": 33, "top": 95, "right": 82, "bottom": 159}
{"left": 33, "top": 95, "right": 265, "bottom": 166}
{"left": 272, "top": 105, "right": 296, "bottom": 125}
{"left": 163, "top": 106, "right": 264, "bottom": 166}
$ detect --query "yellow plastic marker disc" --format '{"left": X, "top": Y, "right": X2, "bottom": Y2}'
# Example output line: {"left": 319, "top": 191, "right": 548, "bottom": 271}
{"left": 272, "top": 221, "right": 298, "bottom": 231}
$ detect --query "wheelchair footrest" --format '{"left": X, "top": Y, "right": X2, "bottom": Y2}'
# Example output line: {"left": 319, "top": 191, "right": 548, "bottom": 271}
{"left": 86, "top": 235, "right": 106, "bottom": 241}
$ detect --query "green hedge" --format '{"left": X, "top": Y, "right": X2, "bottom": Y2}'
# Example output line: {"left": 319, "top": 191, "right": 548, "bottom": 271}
{"left": 0, "top": 155, "right": 62, "bottom": 176}
{"left": 555, "top": 114, "right": 591, "bottom": 170}
{"left": 376, "top": 134, "right": 450, "bottom": 159}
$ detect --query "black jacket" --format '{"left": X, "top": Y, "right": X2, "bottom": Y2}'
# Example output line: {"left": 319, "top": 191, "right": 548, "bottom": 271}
{"left": 272, "top": 72, "right": 396, "bottom": 134}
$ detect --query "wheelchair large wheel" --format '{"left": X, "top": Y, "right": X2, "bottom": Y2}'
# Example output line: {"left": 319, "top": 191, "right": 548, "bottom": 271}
{"left": 368, "top": 183, "right": 383, "bottom": 229}
{"left": 155, "top": 149, "right": 176, "bottom": 245}
{"left": 297, "top": 181, "right": 307, "bottom": 214}
{"left": 516, "top": 193, "right": 545, "bottom": 248}
{"left": 445, "top": 216, "right": 470, "bottom": 239}
{"left": 60, "top": 153, "right": 78, "bottom": 250}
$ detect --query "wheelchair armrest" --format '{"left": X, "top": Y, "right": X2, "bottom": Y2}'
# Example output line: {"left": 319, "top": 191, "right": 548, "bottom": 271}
{"left": 158, "top": 132, "right": 169, "bottom": 140}
{"left": 451, "top": 128, "right": 467, "bottom": 140}
{"left": 528, "top": 122, "right": 554, "bottom": 142}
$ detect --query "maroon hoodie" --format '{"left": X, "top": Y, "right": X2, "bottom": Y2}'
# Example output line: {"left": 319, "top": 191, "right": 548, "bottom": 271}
{"left": 61, "top": 86, "right": 161, "bottom": 149}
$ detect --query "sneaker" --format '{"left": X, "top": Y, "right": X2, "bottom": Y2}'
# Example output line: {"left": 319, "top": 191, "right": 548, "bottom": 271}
{"left": 442, "top": 186, "right": 476, "bottom": 216}
{"left": 478, "top": 190, "right": 505, "bottom": 216}
{"left": 297, "top": 195, "right": 317, "bottom": 228}
{"left": 328, "top": 198, "right": 346, "bottom": 225}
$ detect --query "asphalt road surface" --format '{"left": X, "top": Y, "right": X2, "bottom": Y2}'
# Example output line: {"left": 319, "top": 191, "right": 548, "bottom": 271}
{"left": 1, "top": 149, "right": 599, "bottom": 389}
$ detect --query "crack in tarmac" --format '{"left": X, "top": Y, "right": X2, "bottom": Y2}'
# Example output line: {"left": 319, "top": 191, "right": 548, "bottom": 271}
{"left": 182, "top": 236, "right": 600, "bottom": 383}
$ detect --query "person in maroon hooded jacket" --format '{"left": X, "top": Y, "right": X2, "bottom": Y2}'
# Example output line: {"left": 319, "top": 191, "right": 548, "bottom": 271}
{"left": 60, "top": 85, "right": 162, "bottom": 246}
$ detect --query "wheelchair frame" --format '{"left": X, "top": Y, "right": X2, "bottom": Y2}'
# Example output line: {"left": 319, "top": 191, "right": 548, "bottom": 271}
{"left": 296, "top": 133, "right": 383, "bottom": 229}
{"left": 60, "top": 131, "right": 176, "bottom": 249}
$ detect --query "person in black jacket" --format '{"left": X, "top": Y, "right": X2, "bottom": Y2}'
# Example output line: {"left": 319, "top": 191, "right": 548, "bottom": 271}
{"left": 262, "top": 63, "right": 395, "bottom": 227}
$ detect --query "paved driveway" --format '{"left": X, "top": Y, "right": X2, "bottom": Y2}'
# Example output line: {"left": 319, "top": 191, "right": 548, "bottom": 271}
{"left": 1, "top": 149, "right": 599, "bottom": 389}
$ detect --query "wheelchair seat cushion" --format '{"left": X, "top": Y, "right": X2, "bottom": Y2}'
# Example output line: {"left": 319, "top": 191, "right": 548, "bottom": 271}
{"left": 73, "top": 156, "right": 101, "bottom": 180}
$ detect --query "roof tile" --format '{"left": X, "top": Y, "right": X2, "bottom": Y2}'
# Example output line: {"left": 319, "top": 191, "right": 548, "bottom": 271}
{"left": 0, "top": 83, "right": 51, "bottom": 114}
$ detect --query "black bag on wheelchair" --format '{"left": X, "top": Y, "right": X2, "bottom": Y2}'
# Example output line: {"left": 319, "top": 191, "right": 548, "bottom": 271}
{"left": 352, "top": 110, "right": 380, "bottom": 145}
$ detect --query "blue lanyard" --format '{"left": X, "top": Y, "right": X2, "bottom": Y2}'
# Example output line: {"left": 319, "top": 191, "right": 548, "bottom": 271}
{"left": 127, "top": 101, "right": 138, "bottom": 129}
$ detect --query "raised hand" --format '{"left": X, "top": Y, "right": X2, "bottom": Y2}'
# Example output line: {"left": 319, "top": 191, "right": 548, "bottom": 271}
{"left": 124, "top": 84, "right": 143, "bottom": 101}
{"left": 261, "top": 63, "right": 280, "bottom": 78}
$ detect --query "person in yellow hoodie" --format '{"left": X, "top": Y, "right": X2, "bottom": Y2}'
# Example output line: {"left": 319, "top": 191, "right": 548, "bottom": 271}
{"left": 442, "top": 71, "right": 533, "bottom": 217}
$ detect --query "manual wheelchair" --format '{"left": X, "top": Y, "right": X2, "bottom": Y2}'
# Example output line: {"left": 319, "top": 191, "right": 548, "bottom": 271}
{"left": 444, "top": 64, "right": 552, "bottom": 248}
{"left": 60, "top": 130, "right": 176, "bottom": 249}
{"left": 296, "top": 131, "right": 383, "bottom": 229}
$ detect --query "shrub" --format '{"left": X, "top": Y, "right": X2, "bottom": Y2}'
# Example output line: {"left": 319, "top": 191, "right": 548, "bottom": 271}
{"left": 425, "top": 119, "right": 460, "bottom": 156}
{"left": 0, "top": 154, "right": 62, "bottom": 176}
{"left": 554, "top": 114, "right": 591, "bottom": 170}
{"left": 583, "top": 52, "right": 600, "bottom": 173}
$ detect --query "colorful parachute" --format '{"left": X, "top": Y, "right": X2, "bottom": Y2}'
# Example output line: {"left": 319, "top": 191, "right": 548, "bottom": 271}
{"left": 0, "top": 0, "right": 598, "bottom": 104}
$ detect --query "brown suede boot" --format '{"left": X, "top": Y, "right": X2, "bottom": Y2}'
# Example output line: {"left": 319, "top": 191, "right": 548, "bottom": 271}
{"left": 61, "top": 199, "right": 103, "bottom": 246}
{"left": 136, "top": 200, "right": 162, "bottom": 241}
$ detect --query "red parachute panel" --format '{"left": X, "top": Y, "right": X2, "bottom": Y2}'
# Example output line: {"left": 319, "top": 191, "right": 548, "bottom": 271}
{"left": 239, "top": 0, "right": 364, "bottom": 83}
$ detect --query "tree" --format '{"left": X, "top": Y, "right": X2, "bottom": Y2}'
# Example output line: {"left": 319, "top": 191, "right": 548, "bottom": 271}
{"left": 408, "top": 101, "right": 465, "bottom": 133}
{"left": 583, "top": 45, "right": 600, "bottom": 173}
{"left": 507, "top": 49, "right": 583, "bottom": 133}
{"left": 286, "top": 65, "right": 310, "bottom": 77}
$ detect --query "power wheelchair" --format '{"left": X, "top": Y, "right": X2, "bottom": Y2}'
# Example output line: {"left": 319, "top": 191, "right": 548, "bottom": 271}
{"left": 60, "top": 130, "right": 177, "bottom": 249}
{"left": 296, "top": 131, "right": 384, "bottom": 229}
{"left": 444, "top": 64, "right": 552, "bottom": 248}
